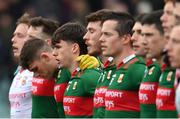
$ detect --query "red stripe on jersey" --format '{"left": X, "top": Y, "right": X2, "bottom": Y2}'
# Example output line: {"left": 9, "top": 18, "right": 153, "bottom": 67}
{"left": 63, "top": 96, "right": 93, "bottom": 116}
{"left": 156, "top": 87, "right": 176, "bottom": 110}
{"left": 54, "top": 83, "right": 68, "bottom": 102}
{"left": 139, "top": 82, "right": 158, "bottom": 104}
{"left": 32, "top": 77, "right": 55, "bottom": 96}
{"left": 105, "top": 89, "right": 140, "bottom": 111}
{"left": 94, "top": 86, "right": 108, "bottom": 108}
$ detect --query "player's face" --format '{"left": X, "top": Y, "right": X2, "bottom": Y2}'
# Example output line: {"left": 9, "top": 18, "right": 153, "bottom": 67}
{"left": 53, "top": 40, "right": 74, "bottom": 68}
{"left": 100, "top": 20, "right": 123, "bottom": 57}
{"left": 166, "top": 26, "right": 180, "bottom": 68}
{"left": 161, "top": 1, "right": 175, "bottom": 36}
{"left": 174, "top": 2, "right": 180, "bottom": 25}
{"left": 29, "top": 49, "right": 58, "bottom": 79}
{"left": 131, "top": 22, "right": 146, "bottom": 56}
{"left": 142, "top": 24, "right": 165, "bottom": 59}
{"left": 83, "top": 21, "right": 102, "bottom": 56}
{"left": 11, "top": 23, "right": 29, "bottom": 59}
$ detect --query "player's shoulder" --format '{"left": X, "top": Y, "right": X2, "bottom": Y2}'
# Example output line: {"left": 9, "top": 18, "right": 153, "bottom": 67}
{"left": 80, "top": 68, "right": 101, "bottom": 80}
{"left": 124, "top": 56, "right": 146, "bottom": 70}
{"left": 21, "top": 69, "right": 34, "bottom": 77}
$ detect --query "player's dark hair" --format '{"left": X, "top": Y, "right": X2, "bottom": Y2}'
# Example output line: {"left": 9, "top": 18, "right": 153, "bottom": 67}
{"left": 20, "top": 38, "right": 52, "bottom": 69}
{"left": 135, "top": 13, "right": 146, "bottom": 23}
{"left": 85, "top": 9, "right": 113, "bottom": 25}
{"left": 30, "top": 17, "right": 60, "bottom": 37}
{"left": 16, "top": 13, "right": 31, "bottom": 26}
{"left": 52, "top": 22, "right": 87, "bottom": 55}
{"left": 102, "top": 11, "right": 135, "bottom": 36}
{"left": 141, "top": 10, "right": 164, "bottom": 35}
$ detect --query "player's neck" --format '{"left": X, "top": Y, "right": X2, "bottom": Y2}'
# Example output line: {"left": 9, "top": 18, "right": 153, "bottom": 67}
{"left": 156, "top": 55, "right": 163, "bottom": 66}
{"left": 98, "top": 54, "right": 108, "bottom": 64}
{"left": 114, "top": 49, "right": 135, "bottom": 66}
{"left": 69, "top": 60, "right": 79, "bottom": 74}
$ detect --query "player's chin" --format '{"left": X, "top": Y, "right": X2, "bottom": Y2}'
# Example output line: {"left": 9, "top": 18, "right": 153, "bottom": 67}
{"left": 170, "top": 62, "right": 178, "bottom": 68}
{"left": 102, "top": 51, "right": 111, "bottom": 57}
{"left": 169, "top": 57, "right": 178, "bottom": 68}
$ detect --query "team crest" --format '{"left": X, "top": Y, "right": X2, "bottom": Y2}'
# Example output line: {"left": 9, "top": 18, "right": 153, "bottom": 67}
{"left": 21, "top": 79, "right": 26, "bottom": 85}
{"left": 73, "top": 81, "right": 78, "bottom": 90}
{"left": 148, "top": 67, "right": 155, "bottom": 75}
{"left": 117, "top": 74, "right": 124, "bottom": 83}
{"left": 167, "top": 71, "right": 173, "bottom": 81}
{"left": 107, "top": 70, "right": 112, "bottom": 80}
{"left": 20, "top": 76, "right": 27, "bottom": 85}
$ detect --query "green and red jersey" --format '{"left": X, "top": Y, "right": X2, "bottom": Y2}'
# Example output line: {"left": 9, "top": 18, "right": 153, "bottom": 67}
{"left": 104, "top": 54, "right": 146, "bottom": 118}
{"left": 54, "top": 68, "right": 71, "bottom": 117}
{"left": 63, "top": 68, "right": 101, "bottom": 118}
{"left": 31, "top": 77, "right": 59, "bottom": 118}
{"left": 156, "top": 64, "right": 177, "bottom": 118}
{"left": 139, "top": 59, "right": 161, "bottom": 118}
{"left": 93, "top": 58, "right": 116, "bottom": 118}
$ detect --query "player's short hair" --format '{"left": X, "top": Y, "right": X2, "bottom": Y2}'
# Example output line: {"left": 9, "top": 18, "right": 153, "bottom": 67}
{"left": 175, "top": 0, "right": 180, "bottom": 4}
{"left": 164, "top": 0, "right": 175, "bottom": 4}
{"left": 85, "top": 9, "right": 113, "bottom": 25}
{"left": 20, "top": 38, "right": 52, "bottom": 69}
{"left": 135, "top": 13, "right": 146, "bottom": 23}
{"left": 16, "top": 13, "right": 31, "bottom": 26}
{"left": 141, "top": 10, "right": 164, "bottom": 35}
{"left": 52, "top": 22, "right": 87, "bottom": 55}
{"left": 102, "top": 11, "right": 135, "bottom": 36}
{"left": 30, "top": 17, "right": 60, "bottom": 37}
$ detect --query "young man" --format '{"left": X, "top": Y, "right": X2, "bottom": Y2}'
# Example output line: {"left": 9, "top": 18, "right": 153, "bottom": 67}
{"left": 83, "top": 9, "right": 112, "bottom": 63}
{"left": 52, "top": 22, "right": 101, "bottom": 118}
{"left": 83, "top": 9, "right": 117, "bottom": 118}
{"left": 131, "top": 13, "right": 147, "bottom": 58}
{"left": 139, "top": 11, "right": 164, "bottom": 118}
{"left": 161, "top": 0, "right": 175, "bottom": 40}
{"left": 23, "top": 17, "right": 60, "bottom": 118}
{"left": 9, "top": 13, "right": 33, "bottom": 118}
{"left": 100, "top": 12, "right": 146, "bottom": 118}
{"left": 20, "top": 38, "right": 59, "bottom": 117}
{"left": 166, "top": 25, "right": 180, "bottom": 117}
{"left": 168, "top": 1, "right": 180, "bottom": 117}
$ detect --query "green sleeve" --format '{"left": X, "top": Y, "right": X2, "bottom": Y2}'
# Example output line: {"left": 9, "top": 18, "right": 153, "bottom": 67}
{"left": 81, "top": 69, "right": 101, "bottom": 96}
{"left": 127, "top": 62, "right": 146, "bottom": 89}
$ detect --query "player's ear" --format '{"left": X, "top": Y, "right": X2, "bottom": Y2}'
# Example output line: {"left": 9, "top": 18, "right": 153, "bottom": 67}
{"left": 72, "top": 43, "right": 80, "bottom": 55}
{"left": 122, "top": 34, "right": 131, "bottom": 45}
{"left": 40, "top": 52, "right": 51, "bottom": 62}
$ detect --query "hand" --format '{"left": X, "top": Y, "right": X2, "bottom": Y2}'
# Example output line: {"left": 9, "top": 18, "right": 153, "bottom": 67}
{"left": 76, "top": 54, "right": 99, "bottom": 70}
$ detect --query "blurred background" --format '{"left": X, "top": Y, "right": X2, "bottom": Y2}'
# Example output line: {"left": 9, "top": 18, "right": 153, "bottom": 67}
{"left": 0, "top": 0, "right": 164, "bottom": 117}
